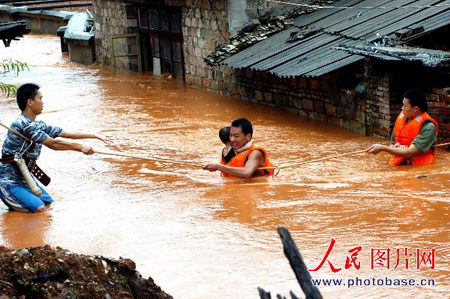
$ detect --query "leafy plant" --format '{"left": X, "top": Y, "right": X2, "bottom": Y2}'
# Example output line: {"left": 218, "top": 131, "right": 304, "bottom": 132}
{"left": 0, "top": 59, "right": 29, "bottom": 97}
{"left": 0, "top": 82, "right": 17, "bottom": 97}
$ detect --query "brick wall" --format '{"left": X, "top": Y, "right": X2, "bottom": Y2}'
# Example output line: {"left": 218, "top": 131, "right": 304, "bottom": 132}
{"left": 364, "top": 60, "right": 394, "bottom": 137}
{"left": 365, "top": 59, "right": 450, "bottom": 143}
{"left": 427, "top": 88, "right": 450, "bottom": 144}
{"left": 214, "top": 62, "right": 368, "bottom": 135}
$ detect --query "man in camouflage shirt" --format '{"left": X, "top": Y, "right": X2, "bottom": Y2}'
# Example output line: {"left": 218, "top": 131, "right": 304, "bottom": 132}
{"left": 0, "top": 83, "right": 106, "bottom": 213}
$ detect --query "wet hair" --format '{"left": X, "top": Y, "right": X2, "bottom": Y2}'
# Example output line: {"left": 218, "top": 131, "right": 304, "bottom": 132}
{"left": 403, "top": 89, "right": 428, "bottom": 112}
{"left": 17, "top": 83, "right": 40, "bottom": 111}
{"left": 219, "top": 126, "right": 230, "bottom": 144}
{"left": 231, "top": 118, "right": 253, "bottom": 136}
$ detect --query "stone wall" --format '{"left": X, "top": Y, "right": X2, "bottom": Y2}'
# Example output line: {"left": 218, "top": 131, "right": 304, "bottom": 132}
{"left": 183, "top": 0, "right": 233, "bottom": 90}
{"left": 92, "top": 0, "right": 232, "bottom": 77}
{"left": 92, "top": 0, "right": 136, "bottom": 68}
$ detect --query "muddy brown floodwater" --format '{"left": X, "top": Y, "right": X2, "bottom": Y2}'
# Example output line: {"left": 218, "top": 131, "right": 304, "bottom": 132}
{"left": 0, "top": 34, "right": 448, "bottom": 298}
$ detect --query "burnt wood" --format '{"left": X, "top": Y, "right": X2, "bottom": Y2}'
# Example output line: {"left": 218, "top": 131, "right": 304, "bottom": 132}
{"left": 277, "top": 227, "right": 323, "bottom": 299}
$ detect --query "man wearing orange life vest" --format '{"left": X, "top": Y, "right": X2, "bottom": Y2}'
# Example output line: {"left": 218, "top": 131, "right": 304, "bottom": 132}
{"left": 367, "top": 89, "right": 438, "bottom": 165}
{"left": 202, "top": 118, "right": 274, "bottom": 178}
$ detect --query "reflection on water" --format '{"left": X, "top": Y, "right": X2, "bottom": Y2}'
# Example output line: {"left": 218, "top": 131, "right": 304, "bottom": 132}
{"left": 0, "top": 212, "right": 52, "bottom": 249}
{"left": 0, "top": 34, "right": 448, "bottom": 298}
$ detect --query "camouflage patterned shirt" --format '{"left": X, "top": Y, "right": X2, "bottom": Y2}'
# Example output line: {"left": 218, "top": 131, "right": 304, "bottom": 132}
{"left": 0, "top": 113, "right": 62, "bottom": 187}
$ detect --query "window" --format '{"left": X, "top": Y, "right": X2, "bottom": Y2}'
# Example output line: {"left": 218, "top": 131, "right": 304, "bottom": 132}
{"left": 138, "top": 6, "right": 184, "bottom": 80}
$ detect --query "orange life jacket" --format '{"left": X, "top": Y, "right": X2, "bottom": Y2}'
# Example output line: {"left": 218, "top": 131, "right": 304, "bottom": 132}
{"left": 390, "top": 112, "right": 438, "bottom": 166}
{"left": 220, "top": 144, "right": 274, "bottom": 178}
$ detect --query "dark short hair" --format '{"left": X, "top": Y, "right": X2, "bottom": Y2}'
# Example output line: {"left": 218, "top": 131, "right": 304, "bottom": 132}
{"left": 403, "top": 89, "right": 428, "bottom": 112}
{"left": 219, "top": 126, "right": 230, "bottom": 144}
{"left": 17, "top": 83, "right": 40, "bottom": 111}
{"left": 231, "top": 118, "right": 253, "bottom": 136}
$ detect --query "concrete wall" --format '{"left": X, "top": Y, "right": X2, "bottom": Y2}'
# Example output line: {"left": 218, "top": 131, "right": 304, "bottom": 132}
{"left": 20, "top": 14, "right": 67, "bottom": 34}
{"left": 0, "top": 11, "right": 69, "bottom": 34}
{"left": 0, "top": 11, "right": 13, "bottom": 22}
{"left": 228, "top": 0, "right": 248, "bottom": 36}
{"left": 67, "top": 39, "right": 95, "bottom": 65}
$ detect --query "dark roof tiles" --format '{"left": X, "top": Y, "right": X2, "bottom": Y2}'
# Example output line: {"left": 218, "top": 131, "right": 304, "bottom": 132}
{"left": 213, "top": 0, "right": 450, "bottom": 77}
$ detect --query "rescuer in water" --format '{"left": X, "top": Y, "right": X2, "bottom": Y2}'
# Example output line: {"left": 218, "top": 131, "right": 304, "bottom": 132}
{"left": 367, "top": 89, "right": 438, "bottom": 165}
{"left": 203, "top": 118, "right": 274, "bottom": 178}
{"left": 219, "top": 125, "right": 252, "bottom": 164}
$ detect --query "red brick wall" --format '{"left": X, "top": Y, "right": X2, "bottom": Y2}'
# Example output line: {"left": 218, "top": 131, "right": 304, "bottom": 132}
{"left": 428, "top": 88, "right": 450, "bottom": 144}
{"left": 220, "top": 63, "right": 368, "bottom": 135}
{"left": 351, "top": 59, "right": 450, "bottom": 143}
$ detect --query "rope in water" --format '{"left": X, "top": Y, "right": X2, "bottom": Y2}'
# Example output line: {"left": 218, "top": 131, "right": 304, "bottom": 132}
{"left": 0, "top": 121, "right": 203, "bottom": 167}
{"left": 260, "top": 142, "right": 450, "bottom": 171}
{"left": 2, "top": 121, "right": 449, "bottom": 171}
{"left": 94, "top": 150, "right": 204, "bottom": 167}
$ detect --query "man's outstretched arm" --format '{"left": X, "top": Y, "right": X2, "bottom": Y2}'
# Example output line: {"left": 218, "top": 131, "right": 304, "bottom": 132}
{"left": 58, "top": 131, "right": 108, "bottom": 143}
{"left": 368, "top": 122, "right": 436, "bottom": 158}
{"left": 367, "top": 143, "right": 420, "bottom": 158}
{"left": 203, "top": 150, "right": 264, "bottom": 178}
{"left": 43, "top": 137, "right": 94, "bottom": 155}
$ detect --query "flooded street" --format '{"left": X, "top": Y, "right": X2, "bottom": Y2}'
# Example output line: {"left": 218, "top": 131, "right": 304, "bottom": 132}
{"left": 0, "top": 35, "right": 448, "bottom": 298}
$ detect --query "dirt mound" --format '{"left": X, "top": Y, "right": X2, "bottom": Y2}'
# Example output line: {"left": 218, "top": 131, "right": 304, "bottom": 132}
{"left": 0, "top": 245, "right": 172, "bottom": 298}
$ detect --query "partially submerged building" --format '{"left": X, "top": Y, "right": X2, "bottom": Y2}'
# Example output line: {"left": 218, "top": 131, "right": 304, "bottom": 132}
{"left": 0, "top": 2, "right": 91, "bottom": 34}
{"left": 0, "top": 20, "right": 29, "bottom": 47}
{"left": 92, "top": 0, "right": 450, "bottom": 142}
{"left": 0, "top": 2, "right": 94, "bottom": 63}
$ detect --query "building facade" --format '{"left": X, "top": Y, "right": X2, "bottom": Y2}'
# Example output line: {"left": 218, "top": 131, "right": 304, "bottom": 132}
{"left": 92, "top": 0, "right": 450, "bottom": 143}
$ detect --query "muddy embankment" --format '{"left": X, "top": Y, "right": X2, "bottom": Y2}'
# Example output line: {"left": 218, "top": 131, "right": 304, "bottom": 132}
{"left": 0, "top": 245, "right": 172, "bottom": 298}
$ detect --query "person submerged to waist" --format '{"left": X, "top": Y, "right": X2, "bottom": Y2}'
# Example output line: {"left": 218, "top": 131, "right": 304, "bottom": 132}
{"left": 220, "top": 144, "right": 274, "bottom": 178}
{"left": 203, "top": 118, "right": 274, "bottom": 178}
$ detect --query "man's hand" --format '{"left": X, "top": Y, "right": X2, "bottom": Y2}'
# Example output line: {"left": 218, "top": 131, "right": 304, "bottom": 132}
{"left": 390, "top": 142, "right": 407, "bottom": 149}
{"left": 81, "top": 145, "right": 94, "bottom": 155}
{"left": 367, "top": 144, "right": 387, "bottom": 155}
{"left": 95, "top": 133, "right": 110, "bottom": 144}
{"left": 236, "top": 141, "right": 252, "bottom": 153}
{"left": 202, "top": 163, "right": 220, "bottom": 172}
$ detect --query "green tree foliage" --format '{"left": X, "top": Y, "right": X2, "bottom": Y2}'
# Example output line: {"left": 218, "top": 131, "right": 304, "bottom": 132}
{"left": 0, "top": 59, "right": 29, "bottom": 97}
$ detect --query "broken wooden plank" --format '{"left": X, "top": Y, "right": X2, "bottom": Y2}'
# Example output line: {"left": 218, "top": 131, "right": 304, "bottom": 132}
{"left": 277, "top": 227, "right": 323, "bottom": 299}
